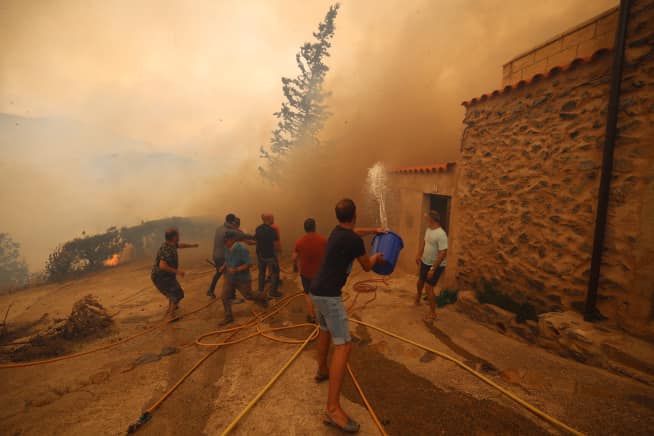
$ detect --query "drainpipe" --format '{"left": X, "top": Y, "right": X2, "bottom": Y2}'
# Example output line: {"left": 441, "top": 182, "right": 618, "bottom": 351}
{"left": 584, "top": 0, "right": 631, "bottom": 322}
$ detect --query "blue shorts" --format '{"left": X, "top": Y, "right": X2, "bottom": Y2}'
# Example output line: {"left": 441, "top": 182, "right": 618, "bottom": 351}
{"left": 310, "top": 295, "right": 351, "bottom": 345}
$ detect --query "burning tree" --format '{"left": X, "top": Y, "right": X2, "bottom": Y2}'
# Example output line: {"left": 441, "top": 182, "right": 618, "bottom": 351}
{"left": 259, "top": 3, "right": 340, "bottom": 181}
{"left": 45, "top": 227, "right": 123, "bottom": 281}
{"left": 43, "top": 217, "right": 215, "bottom": 282}
{"left": 0, "top": 233, "right": 29, "bottom": 291}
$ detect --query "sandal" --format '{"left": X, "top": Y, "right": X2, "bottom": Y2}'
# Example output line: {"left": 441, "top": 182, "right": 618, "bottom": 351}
{"left": 314, "top": 371, "right": 329, "bottom": 383}
{"left": 323, "top": 413, "right": 360, "bottom": 433}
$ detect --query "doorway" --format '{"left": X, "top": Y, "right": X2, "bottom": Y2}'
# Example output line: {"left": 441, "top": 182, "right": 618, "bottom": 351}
{"left": 424, "top": 194, "right": 451, "bottom": 232}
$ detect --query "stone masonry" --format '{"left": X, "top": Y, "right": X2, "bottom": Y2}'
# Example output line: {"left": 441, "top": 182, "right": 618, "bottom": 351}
{"left": 503, "top": 7, "right": 618, "bottom": 87}
{"left": 455, "top": 0, "right": 654, "bottom": 338}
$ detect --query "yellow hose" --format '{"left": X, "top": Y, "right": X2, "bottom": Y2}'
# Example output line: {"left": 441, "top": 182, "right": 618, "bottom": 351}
{"left": 220, "top": 325, "right": 318, "bottom": 435}
{"left": 131, "top": 292, "right": 318, "bottom": 433}
{"left": 4, "top": 271, "right": 585, "bottom": 436}
{"left": 349, "top": 318, "right": 584, "bottom": 436}
{"left": 347, "top": 363, "right": 389, "bottom": 436}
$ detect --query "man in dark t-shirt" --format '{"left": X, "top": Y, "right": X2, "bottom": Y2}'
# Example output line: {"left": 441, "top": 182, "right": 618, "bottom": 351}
{"left": 310, "top": 198, "right": 384, "bottom": 433}
{"left": 151, "top": 227, "right": 199, "bottom": 318}
{"left": 255, "top": 213, "right": 281, "bottom": 297}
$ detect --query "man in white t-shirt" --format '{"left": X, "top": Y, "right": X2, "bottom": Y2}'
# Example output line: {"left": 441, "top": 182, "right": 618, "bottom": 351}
{"left": 415, "top": 210, "right": 448, "bottom": 322}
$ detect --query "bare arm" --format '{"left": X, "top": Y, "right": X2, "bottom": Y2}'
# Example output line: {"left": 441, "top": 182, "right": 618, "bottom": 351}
{"left": 355, "top": 227, "right": 385, "bottom": 237}
{"left": 228, "top": 263, "right": 251, "bottom": 274}
{"left": 178, "top": 242, "right": 199, "bottom": 249}
{"left": 356, "top": 253, "right": 384, "bottom": 272}
{"left": 292, "top": 251, "right": 299, "bottom": 272}
{"left": 427, "top": 249, "right": 448, "bottom": 278}
{"left": 432, "top": 249, "right": 447, "bottom": 268}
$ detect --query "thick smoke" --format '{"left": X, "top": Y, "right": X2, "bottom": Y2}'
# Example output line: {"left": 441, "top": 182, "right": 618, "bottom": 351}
{"left": 0, "top": 0, "right": 617, "bottom": 268}
{"left": 189, "top": 0, "right": 618, "bottom": 252}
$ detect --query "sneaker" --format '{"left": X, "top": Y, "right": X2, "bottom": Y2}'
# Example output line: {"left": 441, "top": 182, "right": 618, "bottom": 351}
{"left": 207, "top": 290, "right": 216, "bottom": 299}
{"left": 231, "top": 297, "right": 245, "bottom": 305}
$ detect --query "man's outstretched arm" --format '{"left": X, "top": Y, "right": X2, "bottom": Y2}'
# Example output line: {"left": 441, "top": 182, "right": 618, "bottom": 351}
{"left": 354, "top": 227, "right": 386, "bottom": 237}
{"left": 178, "top": 242, "right": 199, "bottom": 249}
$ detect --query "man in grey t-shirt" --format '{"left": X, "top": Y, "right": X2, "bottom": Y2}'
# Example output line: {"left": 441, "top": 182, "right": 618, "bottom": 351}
{"left": 207, "top": 214, "right": 237, "bottom": 298}
{"left": 415, "top": 210, "right": 448, "bottom": 322}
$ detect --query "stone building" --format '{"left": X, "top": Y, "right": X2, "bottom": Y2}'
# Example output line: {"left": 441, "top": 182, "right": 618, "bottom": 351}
{"left": 451, "top": 1, "right": 654, "bottom": 338}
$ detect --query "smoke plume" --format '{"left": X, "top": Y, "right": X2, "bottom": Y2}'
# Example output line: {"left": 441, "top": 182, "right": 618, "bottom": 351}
{"left": 0, "top": 0, "right": 617, "bottom": 269}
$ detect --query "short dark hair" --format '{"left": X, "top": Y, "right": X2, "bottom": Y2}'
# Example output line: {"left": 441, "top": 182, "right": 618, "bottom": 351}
{"left": 335, "top": 198, "right": 356, "bottom": 223}
{"left": 165, "top": 227, "right": 179, "bottom": 241}
{"left": 234, "top": 216, "right": 241, "bottom": 227}
{"left": 304, "top": 218, "right": 316, "bottom": 232}
{"left": 429, "top": 210, "right": 441, "bottom": 222}
{"left": 225, "top": 213, "right": 236, "bottom": 224}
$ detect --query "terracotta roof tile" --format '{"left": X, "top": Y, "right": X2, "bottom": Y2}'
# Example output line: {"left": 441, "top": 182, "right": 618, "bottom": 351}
{"left": 390, "top": 162, "right": 456, "bottom": 174}
{"left": 462, "top": 48, "right": 611, "bottom": 107}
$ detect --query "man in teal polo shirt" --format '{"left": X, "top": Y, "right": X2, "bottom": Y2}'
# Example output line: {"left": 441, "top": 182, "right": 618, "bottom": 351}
{"left": 220, "top": 230, "right": 267, "bottom": 326}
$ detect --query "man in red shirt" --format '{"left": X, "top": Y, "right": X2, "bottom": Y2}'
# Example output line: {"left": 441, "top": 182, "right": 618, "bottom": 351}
{"left": 293, "top": 218, "right": 327, "bottom": 323}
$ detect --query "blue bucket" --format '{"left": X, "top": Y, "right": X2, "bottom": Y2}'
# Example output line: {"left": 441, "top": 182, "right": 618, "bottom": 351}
{"left": 370, "top": 231, "right": 404, "bottom": 275}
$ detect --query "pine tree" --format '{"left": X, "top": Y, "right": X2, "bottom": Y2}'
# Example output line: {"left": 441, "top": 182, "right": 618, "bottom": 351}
{"left": 259, "top": 3, "right": 340, "bottom": 181}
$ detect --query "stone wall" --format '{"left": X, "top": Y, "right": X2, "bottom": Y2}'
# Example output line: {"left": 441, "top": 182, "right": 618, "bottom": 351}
{"left": 503, "top": 7, "right": 618, "bottom": 87}
{"left": 455, "top": 0, "right": 654, "bottom": 337}
{"left": 605, "top": 0, "right": 654, "bottom": 336}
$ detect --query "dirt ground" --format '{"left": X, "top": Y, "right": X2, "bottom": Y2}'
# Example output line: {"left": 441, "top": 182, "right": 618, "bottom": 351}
{"left": 1, "top": 252, "right": 654, "bottom": 436}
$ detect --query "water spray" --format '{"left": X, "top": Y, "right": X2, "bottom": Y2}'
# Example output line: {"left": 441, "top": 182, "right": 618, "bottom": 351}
{"left": 367, "top": 162, "right": 389, "bottom": 229}
{"left": 366, "top": 162, "right": 403, "bottom": 275}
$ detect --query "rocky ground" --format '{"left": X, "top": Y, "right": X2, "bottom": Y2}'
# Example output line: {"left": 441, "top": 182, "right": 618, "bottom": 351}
{"left": 1, "top": 251, "right": 653, "bottom": 435}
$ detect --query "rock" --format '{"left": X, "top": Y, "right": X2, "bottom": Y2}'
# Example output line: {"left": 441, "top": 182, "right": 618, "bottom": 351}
{"left": 542, "top": 262, "right": 557, "bottom": 275}
{"left": 160, "top": 346, "right": 179, "bottom": 357}
{"left": 456, "top": 291, "right": 515, "bottom": 329}
{"left": 561, "top": 100, "right": 577, "bottom": 112}
{"left": 578, "top": 160, "right": 596, "bottom": 171}
{"left": 419, "top": 351, "right": 437, "bottom": 363}
{"left": 133, "top": 353, "right": 161, "bottom": 366}
{"left": 527, "top": 279, "right": 545, "bottom": 292}
{"left": 499, "top": 368, "right": 525, "bottom": 384}
{"left": 560, "top": 112, "right": 577, "bottom": 120}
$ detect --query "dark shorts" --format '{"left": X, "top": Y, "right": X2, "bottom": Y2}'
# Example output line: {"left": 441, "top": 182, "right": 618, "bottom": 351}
{"left": 152, "top": 275, "right": 184, "bottom": 304}
{"left": 301, "top": 275, "right": 313, "bottom": 294}
{"left": 419, "top": 262, "right": 445, "bottom": 287}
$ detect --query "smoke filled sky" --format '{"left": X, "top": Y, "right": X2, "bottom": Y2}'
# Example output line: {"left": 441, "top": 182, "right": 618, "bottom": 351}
{"left": 0, "top": 0, "right": 616, "bottom": 269}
